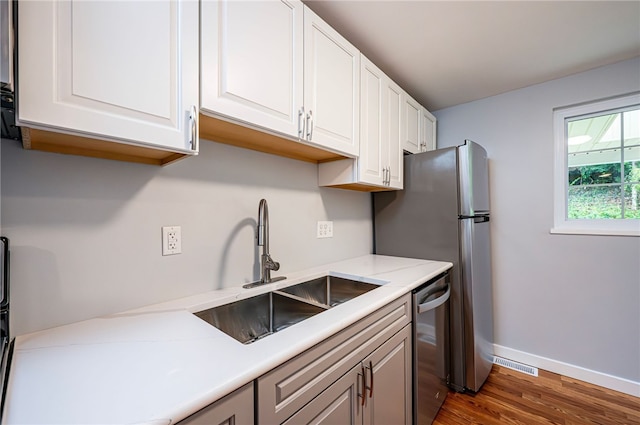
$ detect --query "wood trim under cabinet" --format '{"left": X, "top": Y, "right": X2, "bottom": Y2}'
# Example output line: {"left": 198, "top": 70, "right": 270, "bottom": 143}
{"left": 21, "top": 127, "right": 188, "bottom": 166}
{"left": 20, "top": 114, "right": 351, "bottom": 167}
{"left": 321, "top": 182, "right": 397, "bottom": 192}
{"left": 199, "top": 113, "right": 347, "bottom": 164}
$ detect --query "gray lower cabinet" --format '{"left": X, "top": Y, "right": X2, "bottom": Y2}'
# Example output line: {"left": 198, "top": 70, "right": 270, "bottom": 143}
{"left": 177, "top": 382, "right": 253, "bottom": 425}
{"left": 283, "top": 364, "right": 362, "bottom": 425}
{"left": 258, "top": 293, "right": 412, "bottom": 425}
{"left": 283, "top": 324, "right": 412, "bottom": 425}
{"left": 365, "top": 324, "right": 412, "bottom": 425}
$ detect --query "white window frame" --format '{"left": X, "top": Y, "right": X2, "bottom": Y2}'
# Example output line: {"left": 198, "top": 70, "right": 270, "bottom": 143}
{"left": 552, "top": 92, "right": 640, "bottom": 237}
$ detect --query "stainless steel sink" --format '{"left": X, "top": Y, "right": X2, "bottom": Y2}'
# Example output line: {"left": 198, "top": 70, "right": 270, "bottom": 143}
{"left": 195, "top": 276, "right": 379, "bottom": 344}
{"left": 194, "top": 292, "right": 326, "bottom": 344}
{"left": 278, "top": 275, "right": 379, "bottom": 308}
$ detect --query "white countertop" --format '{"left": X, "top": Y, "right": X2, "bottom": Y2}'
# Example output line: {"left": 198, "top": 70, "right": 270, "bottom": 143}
{"left": 3, "top": 255, "right": 452, "bottom": 425}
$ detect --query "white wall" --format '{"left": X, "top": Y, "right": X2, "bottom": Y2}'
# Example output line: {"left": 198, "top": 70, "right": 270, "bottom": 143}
{"left": 434, "top": 57, "right": 640, "bottom": 389}
{"left": 1, "top": 140, "right": 373, "bottom": 336}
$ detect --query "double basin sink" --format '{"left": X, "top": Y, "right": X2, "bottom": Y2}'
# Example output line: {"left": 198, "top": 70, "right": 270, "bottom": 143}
{"left": 194, "top": 276, "right": 379, "bottom": 344}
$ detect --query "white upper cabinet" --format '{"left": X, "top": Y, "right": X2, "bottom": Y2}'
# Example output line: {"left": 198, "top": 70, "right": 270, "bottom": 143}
{"left": 358, "top": 57, "right": 385, "bottom": 186}
{"left": 200, "top": 0, "right": 304, "bottom": 138}
{"left": 17, "top": 0, "right": 199, "bottom": 164}
{"left": 318, "top": 55, "right": 401, "bottom": 191}
{"left": 200, "top": 1, "right": 359, "bottom": 158}
{"left": 422, "top": 108, "right": 437, "bottom": 152}
{"left": 386, "top": 78, "right": 403, "bottom": 188}
{"left": 401, "top": 92, "right": 437, "bottom": 154}
{"left": 359, "top": 56, "right": 402, "bottom": 189}
{"left": 401, "top": 92, "right": 422, "bottom": 154}
{"left": 303, "top": 6, "right": 360, "bottom": 157}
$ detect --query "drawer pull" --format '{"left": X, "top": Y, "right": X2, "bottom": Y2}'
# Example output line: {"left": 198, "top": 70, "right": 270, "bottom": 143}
{"left": 306, "top": 110, "right": 314, "bottom": 140}
{"left": 298, "top": 107, "right": 305, "bottom": 138}
{"left": 368, "top": 360, "right": 374, "bottom": 398}
{"left": 359, "top": 364, "right": 366, "bottom": 406}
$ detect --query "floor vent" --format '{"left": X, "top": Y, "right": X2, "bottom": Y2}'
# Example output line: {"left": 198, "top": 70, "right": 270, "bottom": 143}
{"left": 493, "top": 356, "right": 539, "bottom": 377}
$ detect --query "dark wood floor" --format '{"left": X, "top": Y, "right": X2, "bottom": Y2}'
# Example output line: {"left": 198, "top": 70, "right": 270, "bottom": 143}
{"left": 433, "top": 365, "right": 640, "bottom": 425}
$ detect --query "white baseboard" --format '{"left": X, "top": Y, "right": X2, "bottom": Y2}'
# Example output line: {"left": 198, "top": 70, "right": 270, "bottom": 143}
{"left": 493, "top": 344, "right": 640, "bottom": 398}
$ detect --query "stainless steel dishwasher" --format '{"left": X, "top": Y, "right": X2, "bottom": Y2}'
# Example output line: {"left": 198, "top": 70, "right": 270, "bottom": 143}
{"left": 413, "top": 273, "right": 450, "bottom": 425}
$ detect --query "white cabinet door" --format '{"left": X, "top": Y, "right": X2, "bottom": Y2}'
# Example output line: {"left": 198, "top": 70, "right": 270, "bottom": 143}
{"left": 18, "top": 0, "right": 198, "bottom": 154}
{"left": 401, "top": 93, "right": 422, "bottom": 154}
{"left": 304, "top": 6, "right": 360, "bottom": 157}
{"left": 385, "top": 79, "right": 403, "bottom": 189}
{"left": 318, "top": 55, "right": 403, "bottom": 191}
{"left": 422, "top": 108, "right": 437, "bottom": 152}
{"left": 360, "top": 56, "right": 403, "bottom": 189}
{"left": 359, "top": 57, "right": 385, "bottom": 186}
{"left": 200, "top": 0, "right": 303, "bottom": 138}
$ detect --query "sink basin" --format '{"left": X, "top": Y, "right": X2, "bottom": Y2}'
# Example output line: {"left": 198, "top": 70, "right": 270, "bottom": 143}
{"left": 278, "top": 275, "right": 379, "bottom": 308}
{"left": 195, "top": 275, "right": 380, "bottom": 344}
{"left": 195, "top": 292, "right": 326, "bottom": 344}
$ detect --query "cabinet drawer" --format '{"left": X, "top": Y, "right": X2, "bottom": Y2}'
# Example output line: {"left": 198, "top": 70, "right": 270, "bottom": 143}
{"left": 281, "top": 363, "right": 362, "bottom": 425}
{"left": 178, "top": 382, "right": 253, "bottom": 425}
{"left": 257, "top": 294, "right": 411, "bottom": 424}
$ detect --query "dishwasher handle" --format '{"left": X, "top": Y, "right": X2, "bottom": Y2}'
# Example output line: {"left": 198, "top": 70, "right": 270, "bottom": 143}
{"left": 417, "top": 283, "right": 450, "bottom": 314}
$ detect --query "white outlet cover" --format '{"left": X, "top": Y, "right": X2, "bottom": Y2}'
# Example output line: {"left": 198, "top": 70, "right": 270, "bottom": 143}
{"left": 162, "top": 226, "right": 182, "bottom": 256}
{"left": 317, "top": 221, "right": 333, "bottom": 238}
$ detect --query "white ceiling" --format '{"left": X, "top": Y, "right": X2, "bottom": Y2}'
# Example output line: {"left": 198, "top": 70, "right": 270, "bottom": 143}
{"left": 303, "top": 1, "right": 640, "bottom": 111}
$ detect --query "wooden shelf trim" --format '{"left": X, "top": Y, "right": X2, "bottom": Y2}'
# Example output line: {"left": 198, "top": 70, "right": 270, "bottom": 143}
{"left": 21, "top": 127, "right": 188, "bottom": 166}
{"left": 199, "top": 113, "right": 347, "bottom": 164}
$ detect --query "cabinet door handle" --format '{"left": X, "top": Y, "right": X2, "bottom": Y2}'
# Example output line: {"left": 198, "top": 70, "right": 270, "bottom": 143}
{"left": 298, "top": 107, "right": 305, "bottom": 138}
{"left": 189, "top": 105, "right": 198, "bottom": 152}
{"left": 368, "top": 360, "right": 374, "bottom": 398}
{"left": 360, "top": 363, "right": 366, "bottom": 406}
{"left": 306, "top": 110, "right": 314, "bottom": 140}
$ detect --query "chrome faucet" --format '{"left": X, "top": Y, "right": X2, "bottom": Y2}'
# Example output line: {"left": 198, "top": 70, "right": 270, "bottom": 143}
{"left": 243, "top": 199, "right": 286, "bottom": 288}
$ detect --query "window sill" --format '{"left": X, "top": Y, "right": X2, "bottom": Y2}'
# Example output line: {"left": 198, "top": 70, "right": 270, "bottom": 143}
{"left": 550, "top": 225, "right": 640, "bottom": 237}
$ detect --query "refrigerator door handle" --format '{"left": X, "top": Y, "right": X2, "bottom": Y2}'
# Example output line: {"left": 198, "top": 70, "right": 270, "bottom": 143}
{"left": 0, "top": 237, "right": 7, "bottom": 311}
{"left": 459, "top": 215, "right": 490, "bottom": 223}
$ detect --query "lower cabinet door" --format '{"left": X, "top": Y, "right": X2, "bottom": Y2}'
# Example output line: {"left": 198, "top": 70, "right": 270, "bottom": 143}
{"left": 365, "top": 324, "right": 412, "bottom": 425}
{"left": 282, "top": 366, "right": 364, "bottom": 425}
{"left": 177, "top": 383, "right": 254, "bottom": 425}
{"left": 281, "top": 324, "right": 412, "bottom": 425}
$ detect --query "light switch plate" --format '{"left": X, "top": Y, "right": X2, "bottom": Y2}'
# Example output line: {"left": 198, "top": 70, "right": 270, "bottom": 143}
{"left": 162, "top": 226, "right": 182, "bottom": 255}
{"left": 317, "top": 221, "right": 333, "bottom": 238}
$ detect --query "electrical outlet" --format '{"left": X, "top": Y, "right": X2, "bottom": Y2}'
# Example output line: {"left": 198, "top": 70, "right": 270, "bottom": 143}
{"left": 317, "top": 221, "right": 333, "bottom": 238}
{"left": 162, "top": 226, "right": 182, "bottom": 255}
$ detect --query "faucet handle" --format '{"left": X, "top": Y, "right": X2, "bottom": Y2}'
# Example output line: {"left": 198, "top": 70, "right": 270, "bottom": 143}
{"left": 263, "top": 254, "right": 280, "bottom": 271}
{"left": 262, "top": 254, "right": 280, "bottom": 271}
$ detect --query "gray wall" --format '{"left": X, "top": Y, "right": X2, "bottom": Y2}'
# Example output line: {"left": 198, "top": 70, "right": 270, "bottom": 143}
{"left": 1, "top": 140, "right": 372, "bottom": 336}
{"left": 434, "top": 57, "right": 640, "bottom": 383}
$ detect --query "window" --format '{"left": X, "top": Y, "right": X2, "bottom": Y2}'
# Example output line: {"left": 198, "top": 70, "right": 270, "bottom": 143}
{"left": 553, "top": 93, "right": 640, "bottom": 236}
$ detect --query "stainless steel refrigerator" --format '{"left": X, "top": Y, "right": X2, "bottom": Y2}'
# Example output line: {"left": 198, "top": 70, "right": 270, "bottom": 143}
{"left": 373, "top": 140, "right": 494, "bottom": 394}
